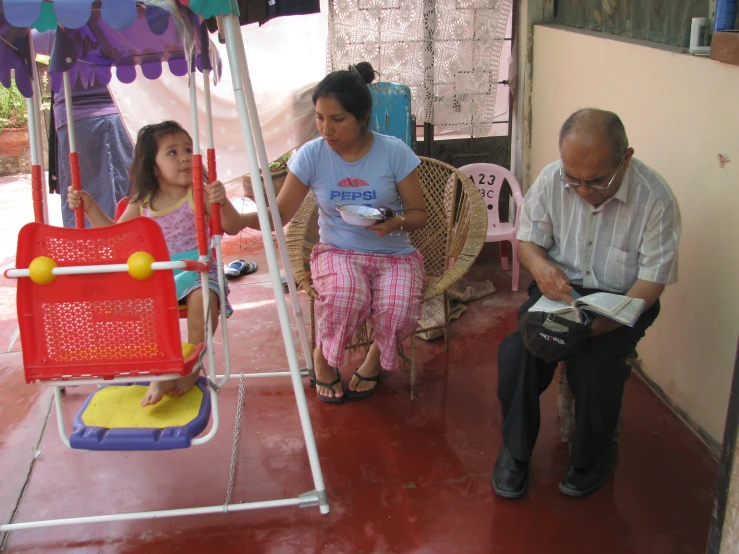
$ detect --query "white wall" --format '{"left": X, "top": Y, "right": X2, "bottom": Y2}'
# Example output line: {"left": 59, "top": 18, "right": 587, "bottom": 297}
{"left": 530, "top": 24, "right": 739, "bottom": 442}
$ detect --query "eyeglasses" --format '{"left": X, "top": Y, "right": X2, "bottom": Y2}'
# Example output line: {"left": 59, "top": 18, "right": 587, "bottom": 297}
{"left": 559, "top": 155, "right": 626, "bottom": 191}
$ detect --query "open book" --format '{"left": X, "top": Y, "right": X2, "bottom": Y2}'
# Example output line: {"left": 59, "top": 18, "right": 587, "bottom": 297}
{"left": 528, "top": 292, "right": 646, "bottom": 327}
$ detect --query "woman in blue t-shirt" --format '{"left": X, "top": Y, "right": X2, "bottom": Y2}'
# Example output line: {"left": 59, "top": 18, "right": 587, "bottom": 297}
{"left": 238, "top": 62, "right": 427, "bottom": 403}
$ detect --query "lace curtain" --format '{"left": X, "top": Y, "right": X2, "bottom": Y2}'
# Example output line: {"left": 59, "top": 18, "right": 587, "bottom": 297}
{"left": 326, "top": 0, "right": 513, "bottom": 137}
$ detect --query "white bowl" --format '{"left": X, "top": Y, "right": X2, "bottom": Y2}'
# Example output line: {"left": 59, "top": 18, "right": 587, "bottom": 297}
{"left": 336, "top": 205, "right": 385, "bottom": 227}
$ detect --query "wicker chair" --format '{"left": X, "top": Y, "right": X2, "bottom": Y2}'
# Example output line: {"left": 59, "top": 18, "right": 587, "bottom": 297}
{"left": 285, "top": 156, "right": 488, "bottom": 399}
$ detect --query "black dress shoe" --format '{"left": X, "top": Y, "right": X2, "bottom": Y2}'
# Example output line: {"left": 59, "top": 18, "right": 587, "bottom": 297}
{"left": 492, "top": 445, "right": 529, "bottom": 499}
{"left": 558, "top": 449, "right": 612, "bottom": 498}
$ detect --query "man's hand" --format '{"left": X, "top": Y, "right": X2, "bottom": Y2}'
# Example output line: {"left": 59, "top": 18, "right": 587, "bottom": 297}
{"left": 586, "top": 279, "right": 666, "bottom": 336}
{"left": 530, "top": 258, "right": 574, "bottom": 302}
{"left": 518, "top": 241, "right": 574, "bottom": 302}
{"left": 589, "top": 315, "right": 622, "bottom": 336}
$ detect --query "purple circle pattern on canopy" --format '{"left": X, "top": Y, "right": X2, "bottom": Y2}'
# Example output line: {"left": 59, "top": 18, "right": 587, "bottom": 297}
{"left": 0, "top": 0, "right": 222, "bottom": 98}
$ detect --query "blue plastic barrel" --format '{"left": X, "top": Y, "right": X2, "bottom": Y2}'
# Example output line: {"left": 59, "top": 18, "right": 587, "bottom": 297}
{"left": 715, "top": 0, "right": 738, "bottom": 31}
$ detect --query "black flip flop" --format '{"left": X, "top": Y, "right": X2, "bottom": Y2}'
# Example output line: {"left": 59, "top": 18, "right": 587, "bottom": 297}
{"left": 345, "top": 369, "right": 380, "bottom": 399}
{"left": 225, "top": 260, "right": 257, "bottom": 280}
{"left": 311, "top": 367, "right": 345, "bottom": 404}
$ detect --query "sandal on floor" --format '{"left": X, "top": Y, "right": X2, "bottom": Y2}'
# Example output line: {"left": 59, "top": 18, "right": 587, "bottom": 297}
{"left": 311, "top": 367, "right": 345, "bottom": 404}
{"left": 345, "top": 369, "right": 380, "bottom": 400}
{"left": 225, "top": 260, "right": 258, "bottom": 280}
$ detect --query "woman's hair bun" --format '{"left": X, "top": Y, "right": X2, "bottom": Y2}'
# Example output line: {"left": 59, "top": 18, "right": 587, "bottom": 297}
{"left": 351, "top": 61, "right": 377, "bottom": 85}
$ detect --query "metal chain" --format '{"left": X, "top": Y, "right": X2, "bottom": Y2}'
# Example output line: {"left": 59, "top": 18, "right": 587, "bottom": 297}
{"left": 223, "top": 373, "right": 246, "bottom": 511}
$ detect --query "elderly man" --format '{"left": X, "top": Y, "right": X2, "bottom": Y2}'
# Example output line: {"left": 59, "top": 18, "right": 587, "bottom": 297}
{"left": 492, "top": 108, "right": 681, "bottom": 499}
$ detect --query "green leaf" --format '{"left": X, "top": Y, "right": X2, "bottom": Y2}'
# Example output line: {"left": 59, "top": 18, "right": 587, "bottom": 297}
{"left": 0, "top": 74, "right": 29, "bottom": 132}
{"left": 268, "top": 151, "right": 293, "bottom": 173}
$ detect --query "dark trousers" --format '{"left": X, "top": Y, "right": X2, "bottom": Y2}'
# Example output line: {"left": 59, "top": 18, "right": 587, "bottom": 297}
{"left": 497, "top": 281, "right": 660, "bottom": 468}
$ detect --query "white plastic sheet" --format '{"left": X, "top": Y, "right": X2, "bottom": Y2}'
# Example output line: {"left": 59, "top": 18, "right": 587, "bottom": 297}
{"left": 110, "top": 9, "right": 327, "bottom": 184}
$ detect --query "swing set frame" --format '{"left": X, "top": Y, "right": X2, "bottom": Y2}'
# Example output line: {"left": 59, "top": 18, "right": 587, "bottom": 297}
{"left": 0, "top": 1, "right": 328, "bottom": 535}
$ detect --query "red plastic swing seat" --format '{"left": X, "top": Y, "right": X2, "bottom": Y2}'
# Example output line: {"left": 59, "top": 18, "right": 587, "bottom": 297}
{"left": 15, "top": 218, "right": 192, "bottom": 383}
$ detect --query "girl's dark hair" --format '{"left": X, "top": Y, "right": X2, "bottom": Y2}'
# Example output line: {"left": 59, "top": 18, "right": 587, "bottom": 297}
{"left": 312, "top": 61, "right": 377, "bottom": 126}
{"left": 128, "top": 120, "right": 192, "bottom": 204}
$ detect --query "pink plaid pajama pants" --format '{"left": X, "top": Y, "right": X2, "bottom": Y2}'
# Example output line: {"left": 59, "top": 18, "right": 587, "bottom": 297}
{"left": 310, "top": 243, "right": 425, "bottom": 371}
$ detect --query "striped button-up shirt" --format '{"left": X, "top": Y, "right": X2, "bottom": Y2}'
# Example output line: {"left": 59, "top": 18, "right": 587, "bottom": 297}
{"left": 516, "top": 158, "right": 681, "bottom": 293}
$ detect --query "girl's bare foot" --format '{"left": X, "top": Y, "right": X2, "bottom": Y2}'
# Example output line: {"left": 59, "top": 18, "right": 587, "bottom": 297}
{"left": 170, "top": 371, "right": 201, "bottom": 397}
{"left": 141, "top": 380, "right": 176, "bottom": 407}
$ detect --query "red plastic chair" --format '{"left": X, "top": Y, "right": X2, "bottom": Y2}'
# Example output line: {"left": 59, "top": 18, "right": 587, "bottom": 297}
{"left": 15, "top": 218, "right": 194, "bottom": 383}
{"left": 458, "top": 163, "right": 524, "bottom": 292}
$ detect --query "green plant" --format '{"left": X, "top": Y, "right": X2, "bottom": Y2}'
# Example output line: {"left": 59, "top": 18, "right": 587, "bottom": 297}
{"left": 39, "top": 72, "right": 52, "bottom": 112}
{"left": 268, "top": 150, "right": 293, "bottom": 173}
{"left": 0, "top": 75, "right": 29, "bottom": 132}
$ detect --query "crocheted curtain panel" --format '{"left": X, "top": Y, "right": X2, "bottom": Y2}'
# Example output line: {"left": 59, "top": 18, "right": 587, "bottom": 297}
{"left": 326, "top": 0, "right": 513, "bottom": 137}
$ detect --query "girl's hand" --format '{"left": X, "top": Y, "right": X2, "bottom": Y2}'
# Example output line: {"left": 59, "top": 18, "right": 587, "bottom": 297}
{"left": 67, "top": 187, "right": 92, "bottom": 213}
{"left": 206, "top": 180, "right": 228, "bottom": 205}
{"left": 370, "top": 215, "right": 402, "bottom": 238}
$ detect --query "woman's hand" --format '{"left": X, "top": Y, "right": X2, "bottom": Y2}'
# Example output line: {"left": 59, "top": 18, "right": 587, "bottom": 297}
{"left": 370, "top": 215, "right": 401, "bottom": 238}
{"left": 67, "top": 186, "right": 92, "bottom": 213}
{"left": 206, "top": 180, "right": 228, "bottom": 205}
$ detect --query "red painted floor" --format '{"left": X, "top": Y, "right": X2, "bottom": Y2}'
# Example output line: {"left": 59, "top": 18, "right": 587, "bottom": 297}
{"left": 0, "top": 175, "right": 719, "bottom": 553}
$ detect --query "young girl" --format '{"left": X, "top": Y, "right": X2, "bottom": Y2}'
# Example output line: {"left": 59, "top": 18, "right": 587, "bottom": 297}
{"left": 67, "top": 121, "right": 244, "bottom": 407}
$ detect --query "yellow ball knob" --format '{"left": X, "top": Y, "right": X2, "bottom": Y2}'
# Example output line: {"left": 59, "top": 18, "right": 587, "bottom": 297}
{"left": 127, "top": 251, "right": 155, "bottom": 280}
{"left": 28, "top": 256, "right": 57, "bottom": 285}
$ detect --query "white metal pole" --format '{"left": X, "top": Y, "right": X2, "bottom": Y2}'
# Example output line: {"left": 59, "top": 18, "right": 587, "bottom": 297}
{"left": 52, "top": 387, "right": 70, "bottom": 448}
{"left": 0, "top": 495, "right": 315, "bottom": 531}
{"left": 24, "top": 98, "right": 39, "bottom": 167}
{"left": 216, "top": 370, "right": 310, "bottom": 380}
{"left": 61, "top": 73, "right": 76, "bottom": 153}
{"left": 27, "top": 36, "right": 49, "bottom": 223}
{"left": 202, "top": 68, "right": 232, "bottom": 386}
{"left": 230, "top": 24, "right": 314, "bottom": 376}
{"left": 190, "top": 386, "right": 219, "bottom": 445}
{"left": 187, "top": 64, "right": 219, "bottom": 392}
{"left": 200, "top": 270, "right": 218, "bottom": 384}
{"left": 5, "top": 259, "right": 205, "bottom": 279}
{"left": 203, "top": 69, "right": 214, "bottom": 151}
{"left": 24, "top": 94, "right": 44, "bottom": 224}
{"left": 188, "top": 66, "right": 200, "bottom": 156}
{"left": 221, "top": 14, "right": 328, "bottom": 515}
{"left": 212, "top": 237, "right": 233, "bottom": 387}
{"left": 62, "top": 71, "right": 87, "bottom": 228}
